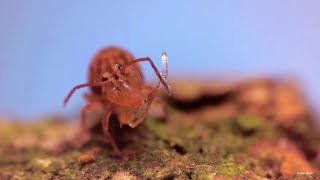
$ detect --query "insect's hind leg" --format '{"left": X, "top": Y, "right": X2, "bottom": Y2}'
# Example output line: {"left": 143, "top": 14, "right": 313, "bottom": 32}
{"left": 71, "top": 102, "right": 103, "bottom": 148}
{"left": 80, "top": 102, "right": 104, "bottom": 132}
{"left": 102, "top": 110, "right": 122, "bottom": 156}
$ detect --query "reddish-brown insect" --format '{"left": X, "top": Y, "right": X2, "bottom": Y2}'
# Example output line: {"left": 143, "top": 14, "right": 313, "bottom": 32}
{"left": 64, "top": 47, "right": 171, "bottom": 156}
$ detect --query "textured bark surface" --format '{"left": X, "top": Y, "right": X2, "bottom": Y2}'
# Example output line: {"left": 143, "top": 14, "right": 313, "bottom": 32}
{"left": 1, "top": 78, "right": 319, "bottom": 179}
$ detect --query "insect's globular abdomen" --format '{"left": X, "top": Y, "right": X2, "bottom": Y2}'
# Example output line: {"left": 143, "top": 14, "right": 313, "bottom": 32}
{"left": 88, "top": 47, "right": 141, "bottom": 95}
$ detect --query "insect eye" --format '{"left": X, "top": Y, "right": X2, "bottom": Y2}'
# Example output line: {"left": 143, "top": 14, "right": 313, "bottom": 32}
{"left": 144, "top": 98, "right": 148, "bottom": 103}
{"left": 117, "top": 64, "right": 122, "bottom": 69}
{"left": 101, "top": 76, "right": 108, "bottom": 81}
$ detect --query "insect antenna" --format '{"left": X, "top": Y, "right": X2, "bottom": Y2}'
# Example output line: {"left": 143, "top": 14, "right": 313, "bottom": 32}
{"left": 157, "top": 52, "right": 170, "bottom": 90}
{"left": 63, "top": 81, "right": 108, "bottom": 107}
{"left": 122, "top": 54, "right": 171, "bottom": 95}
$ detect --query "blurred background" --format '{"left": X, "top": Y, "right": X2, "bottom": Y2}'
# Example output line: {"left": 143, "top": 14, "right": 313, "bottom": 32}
{"left": 0, "top": 1, "right": 319, "bottom": 120}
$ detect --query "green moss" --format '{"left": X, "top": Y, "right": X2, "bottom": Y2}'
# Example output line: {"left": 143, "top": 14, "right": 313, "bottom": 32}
{"left": 216, "top": 156, "right": 245, "bottom": 176}
{"left": 191, "top": 165, "right": 216, "bottom": 180}
{"left": 144, "top": 118, "right": 172, "bottom": 141}
{"left": 236, "top": 115, "right": 262, "bottom": 131}
{"left": 0, "top": 108, "right": 318, "bottom": 179}
{"left": 59, "top": 168, "right": 78, "bottom": 179}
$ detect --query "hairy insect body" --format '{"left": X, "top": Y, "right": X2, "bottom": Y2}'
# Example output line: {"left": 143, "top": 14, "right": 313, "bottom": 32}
{"left": 64, "top": 47, "right": 170, "bottom": 156}
{"left": 88, "top": 48, "right": 150, "bottom": 110}
{"left": 88, "top": 47, "right": 140, "bottom": 95}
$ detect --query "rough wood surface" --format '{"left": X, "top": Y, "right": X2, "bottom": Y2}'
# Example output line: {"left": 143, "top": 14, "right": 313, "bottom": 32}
{"left": 1, "top": 78, "right": 319, "bottom": 179}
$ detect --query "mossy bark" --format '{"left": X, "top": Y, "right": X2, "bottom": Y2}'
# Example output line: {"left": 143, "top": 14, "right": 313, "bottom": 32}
{"left": 1, "top": 78, "right": 319, "bottom": 179}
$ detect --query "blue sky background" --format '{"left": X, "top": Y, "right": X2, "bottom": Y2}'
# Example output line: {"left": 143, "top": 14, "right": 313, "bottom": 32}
{"left": 1, "top": 1, "right": 320, "bottom": 119}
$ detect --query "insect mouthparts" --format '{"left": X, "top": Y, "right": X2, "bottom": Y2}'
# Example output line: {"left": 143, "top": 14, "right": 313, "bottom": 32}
{"left": 113, "top": 74, "right": 119, "bottom": 80}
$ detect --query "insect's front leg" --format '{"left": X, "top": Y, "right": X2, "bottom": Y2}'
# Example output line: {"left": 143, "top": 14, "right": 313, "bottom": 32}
{"left": 129, "top": 86, "right": 160, "bottom": 128}
{"left": 121, "top": 55, "right": 171, "bottom": 95}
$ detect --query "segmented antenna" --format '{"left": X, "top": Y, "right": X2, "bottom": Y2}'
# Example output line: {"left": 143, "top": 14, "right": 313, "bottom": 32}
{"left": 161, "top": 52, "right": 168, "bottom": 80}
{"left": 157, "top": 52, "right": 171, "bottom": 95}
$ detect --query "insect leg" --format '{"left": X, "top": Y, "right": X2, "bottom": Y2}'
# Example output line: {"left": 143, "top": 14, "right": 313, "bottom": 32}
{"left": 129, "top": 87, "right": 159, "bottom": 128}
{"left": 81, "top": 102, "right": 104, "bottom": 131}
{"left": 63, "top": 81, "right": 108, "bottom": 107}
{"left": 102, "top": 110, "right": 122, "bottom": 156}
{"left": 70, "top": 102, "right": 104, "bottom": 148}
{"left": 122, "top": 55, "right": 171, "bottom": 95}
